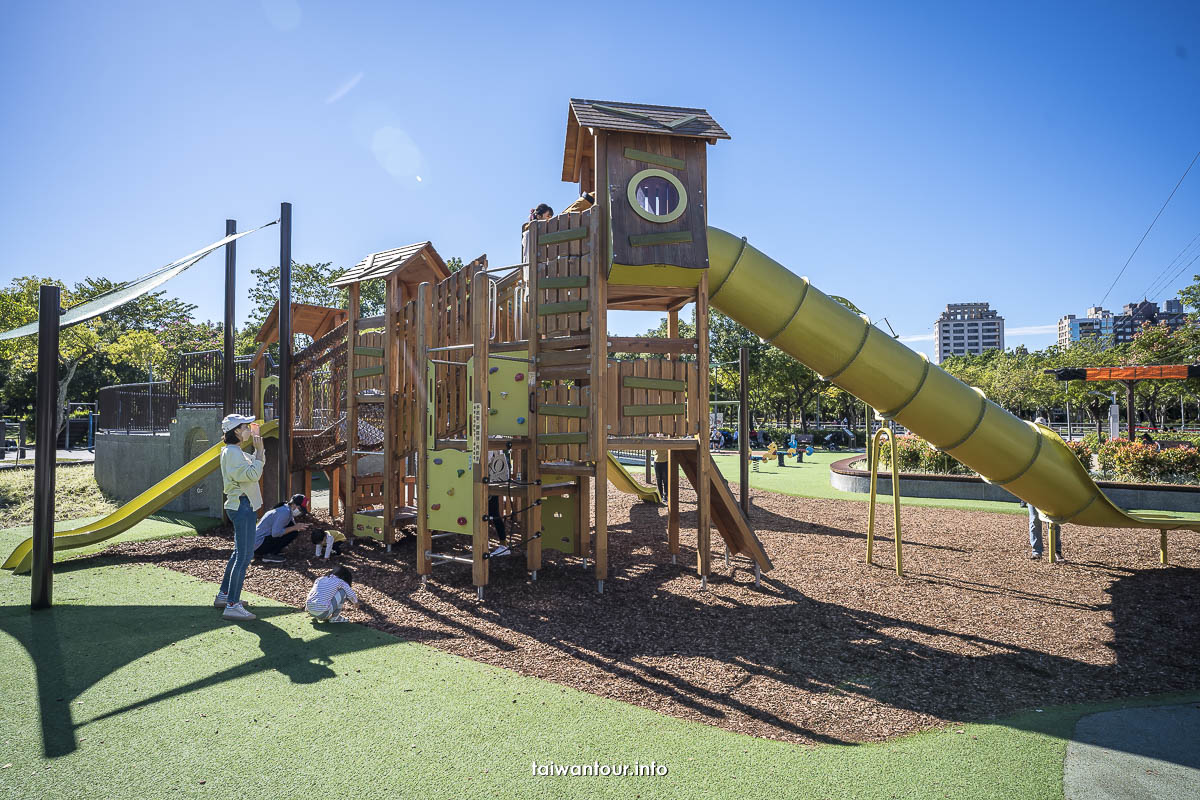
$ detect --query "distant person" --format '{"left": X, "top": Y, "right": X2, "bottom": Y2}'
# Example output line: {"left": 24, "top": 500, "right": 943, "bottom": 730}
{"left": 1139, "top": 432, "right": 1161, "bottom": 451}
{"left": 710, "top": 428, "right": 723, "bottom": 450}
{"left": 560, "top": 192, "right": 595, "bottom": 215}
{"left": 312, "top": 527, "right": 347, "bottom": 559}
{"left": 253, "top": 494, "right": 311, "bottom": 563}
{"left": 1025, "top": 416, "right": 1063, "bottom": 560}
{"left": 654, "top": 445, "right": 669, "bottom": 504}
{"left": 306, "top": 566, "right": 359, "bottom": 624}
{"left": 215, "top": 414, "right": 265, "bottom": 621}
{"left": 521, "top": 203, "right": 554, "bottom": 260}
{"left": 486, "top": 448, "right": 512, "bottom": 557}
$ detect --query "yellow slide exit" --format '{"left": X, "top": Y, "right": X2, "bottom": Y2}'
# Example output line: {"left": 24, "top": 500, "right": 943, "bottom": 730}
{"left": 2, "top": 420, "right": 279, "bottom": 574}
{"left": 606, "top": 452, "right": 661, "bottom": 503}
{"left": 706, "top": 226, "right": 1199, "bottom": 533}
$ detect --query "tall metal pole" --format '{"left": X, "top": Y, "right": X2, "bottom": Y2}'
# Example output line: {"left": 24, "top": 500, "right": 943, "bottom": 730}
{"left": 739, "top": 346, "right": 749, "bottom": 514}
{"left": 278, "top": 202, "right": 292, "bottom": 498}
{"left": 31, "top": 285, "right": 60, "bottom": 610}
{"left": 223, "top": 219, "right": 237, "bottom": 417}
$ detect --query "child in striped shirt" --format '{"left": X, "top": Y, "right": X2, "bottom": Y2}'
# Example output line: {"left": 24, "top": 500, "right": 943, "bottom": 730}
{"left": 305, "top": 566, "right": 359, "bottom": 623}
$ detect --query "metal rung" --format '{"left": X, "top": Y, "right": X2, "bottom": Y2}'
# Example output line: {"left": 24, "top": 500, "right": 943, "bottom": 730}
{"left": 426, "top": 552, "right": 474, "bottom": 566}
{"left": 429, "top": 344, "right": 474, "bottom": 352}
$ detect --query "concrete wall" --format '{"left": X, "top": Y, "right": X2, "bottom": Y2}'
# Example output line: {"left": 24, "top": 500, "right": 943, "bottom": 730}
{"left": 95, "top": 408, "right": 225, "bottom": 517}
{"left": 829, "top": 457, "right": 1200, "bottom": 513}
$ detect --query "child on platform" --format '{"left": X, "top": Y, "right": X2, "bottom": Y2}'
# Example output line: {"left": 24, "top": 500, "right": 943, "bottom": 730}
{"left": 305, "top": 566, "right": 359, "bottom": 624}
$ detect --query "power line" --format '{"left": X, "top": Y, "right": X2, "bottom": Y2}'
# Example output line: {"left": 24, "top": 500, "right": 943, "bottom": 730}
{"left": 1142, "top": 229, "right": 1200, "bottom": 300}
{"left": 1152, "top": 251, "right": 1200, "bottom": 302}
{"left": 1097, "top": 148, "right": 1200, "bottom": 307}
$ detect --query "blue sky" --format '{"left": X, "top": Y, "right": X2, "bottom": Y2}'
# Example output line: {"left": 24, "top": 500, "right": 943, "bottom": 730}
{"left": 1, "top": 1, "right": 1198, "bottom": 359}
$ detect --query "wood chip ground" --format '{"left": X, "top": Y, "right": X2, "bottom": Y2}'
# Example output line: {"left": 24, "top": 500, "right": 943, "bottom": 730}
{"left": 107, "top": 483, "right": 1200, "bottom": 745}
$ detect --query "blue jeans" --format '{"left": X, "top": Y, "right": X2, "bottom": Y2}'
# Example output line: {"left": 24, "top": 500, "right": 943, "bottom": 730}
{"left": 1028, "top": 504, "right": 1062, "bottom": 556}
{"left": 220, "top": 497, "right": 256, "bottom": 604}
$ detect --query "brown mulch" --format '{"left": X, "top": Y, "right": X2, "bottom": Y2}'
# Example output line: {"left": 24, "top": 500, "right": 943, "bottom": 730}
{"left": 103, "top": 483, "right": 1200, "bottom": 746}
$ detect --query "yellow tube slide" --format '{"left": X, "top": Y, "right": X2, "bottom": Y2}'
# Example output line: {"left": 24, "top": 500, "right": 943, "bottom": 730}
{"left": 706, "top": 227, "right": 1199, "bottom": 532}
{"left": 3, "top": 420, "right": 280, "bottom": 574}
{"left": 606, "top": 453, "right": 662, "bottom": 503}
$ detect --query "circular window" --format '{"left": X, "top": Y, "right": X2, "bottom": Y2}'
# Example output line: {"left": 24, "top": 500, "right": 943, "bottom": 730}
{"left": 626, "top": 168, "right": 688, "bottom": 223}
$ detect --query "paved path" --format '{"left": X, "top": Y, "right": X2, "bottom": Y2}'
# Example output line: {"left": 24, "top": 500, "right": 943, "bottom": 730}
{"left": 1065, "top": 704, "right": 1200, "bottom": 800}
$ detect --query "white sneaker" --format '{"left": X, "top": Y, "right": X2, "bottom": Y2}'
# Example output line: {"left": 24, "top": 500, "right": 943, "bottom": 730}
{"left": 222, "top": 603, "right": 256, "bottom": 621}
{"left": 213, "top": 592, "right": 228, "bottom": 608}
{"left": 489, "top": 545, "right": 511, "bottom": 558}
{"left": 261, "top": 555, "right": 285, "bottom": 564}
{"left": 328, "top": 615, "right": 349, "bottom": 623}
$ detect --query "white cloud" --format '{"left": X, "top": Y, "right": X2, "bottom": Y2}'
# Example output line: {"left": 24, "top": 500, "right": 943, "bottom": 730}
{"left": 1007, "top": 324, "right": 1058, "bottom": 336}
{"left": 325, "top": 72, "right": 364, "bottom": 104}
{"left": 899, "top": 333, "right": 934, "bottom": 343}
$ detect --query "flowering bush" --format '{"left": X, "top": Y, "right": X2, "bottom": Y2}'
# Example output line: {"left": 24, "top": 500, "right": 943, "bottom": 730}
{"left": 1064, "top": 439, "right": 1093, "bottom": 467}
{"left": 1096, "top": 440, "right": 1200, "bottom": 485}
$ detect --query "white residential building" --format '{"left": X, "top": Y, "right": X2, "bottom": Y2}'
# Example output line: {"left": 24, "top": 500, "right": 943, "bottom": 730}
{"left": 934, "top": 303, "right": 1005, "bottom": 364}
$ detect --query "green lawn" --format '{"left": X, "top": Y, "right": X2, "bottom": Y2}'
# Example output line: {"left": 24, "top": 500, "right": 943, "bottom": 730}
{"left": 0, "top": 512, "right": 220, "bottom": 568}
{"left": 713, "top": 450, "right": 1200, "bottom": 520}
{"left": 3, "top": 560, "right": 1195, "bottom": 799}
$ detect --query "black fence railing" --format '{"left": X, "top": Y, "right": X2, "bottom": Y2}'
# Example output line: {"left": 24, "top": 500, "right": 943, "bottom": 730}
{"left": 96, "top": 350, "right": 257, "bottom": 433}
{"left": 97, "top": 382, "right": 179, "bottom": 434}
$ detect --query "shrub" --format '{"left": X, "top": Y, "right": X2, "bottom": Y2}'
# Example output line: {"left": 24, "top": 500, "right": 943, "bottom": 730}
{"left": 1081, "top": 431, "right": 1107, "bottom": 452}
{"left": 1095, "top": 439, "right": 1199, "bottom": 485}
{"left": 877, "top": 435, "right": 973, "bottom": 476}
{"left": 1064, "top": 439, "right": 1093, "bottom": 467}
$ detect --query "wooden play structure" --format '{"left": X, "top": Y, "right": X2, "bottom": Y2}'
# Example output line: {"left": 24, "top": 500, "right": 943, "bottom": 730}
{"left": 258, "top": 99, "right": 774, "bottom": 596}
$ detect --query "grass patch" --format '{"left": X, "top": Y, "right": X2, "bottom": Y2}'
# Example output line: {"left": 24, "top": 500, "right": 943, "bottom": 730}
{"left": 714, "top": 450, "right": 1200, "bottom": 520}
{"left": 2, "top": 561, "right": 1195, "bottom": 799}
{"left": 0, "top": 465, "right": 117, "bottom": 529}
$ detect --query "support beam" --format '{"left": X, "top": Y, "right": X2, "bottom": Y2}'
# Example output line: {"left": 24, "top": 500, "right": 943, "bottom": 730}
{"left": 416, "top": 283, "right": 432, "bottom": 578}
{"left": 278, "top": 202, "right": 293, "bottom": 498}
{"left": 471, "top": 271, "right": 490, "bottom": 591}
{"left": 31, "top": 285, "right": 59, "bottom": 610}
{"left": 739, "top": 345, "right": 750, "bottom": 514}
{"left": 695, "top": 277, "right": 711, "bottom": 581}
{"left": 223, "top": 219, "right": 237, "bottom": 417}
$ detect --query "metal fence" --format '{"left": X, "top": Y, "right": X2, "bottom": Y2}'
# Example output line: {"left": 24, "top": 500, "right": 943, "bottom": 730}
{"left": 96, "top": 350, "right": 257, "bottom": 433}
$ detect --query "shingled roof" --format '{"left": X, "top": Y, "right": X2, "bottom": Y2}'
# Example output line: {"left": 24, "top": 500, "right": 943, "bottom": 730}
{"left": 329, "top": 242, "right": 449, "bottom": 288}
{"left": 562, "top": 99, "right": 729, "bottom": 182}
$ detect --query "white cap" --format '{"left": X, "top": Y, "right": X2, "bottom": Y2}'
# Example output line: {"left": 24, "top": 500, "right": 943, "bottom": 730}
{"left": 220, "top": 414, "right": 256, "bottom": 433}
{"left": 1034, "top": 416, "right": 1048, "bottom": 425}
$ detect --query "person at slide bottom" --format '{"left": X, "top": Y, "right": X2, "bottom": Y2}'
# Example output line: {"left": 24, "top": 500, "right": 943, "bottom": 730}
{"left": 214, "top": 414, "right": 265, "bottom": 620}
{"left": 1026, "top": 416, "right": 1063, "bottom": 561}
{"left": 253, "top": 493, "right": 311, "bottom": 563}
{"left": 306, "top": 566, "right": 359, "bottom": 624}
{"left": 654, "top": 445, "right": 669, "bottom": 504}
{"left": 487, "top": 448, "right": 512, "bottom": 557}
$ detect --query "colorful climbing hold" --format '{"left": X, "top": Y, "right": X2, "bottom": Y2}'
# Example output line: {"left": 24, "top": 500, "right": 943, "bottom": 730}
{"left": 457, "top": 516, "right": 468, "bottom": 526}
{"left": 489, "top": 366, "right": 499, "bottom": 374}
{"left": 431, "top": 503, "right": 441, "bottom": 511}
{"left": 447, "top": 488, "right": 455, "bottom": 496}
{"left": 457, "top": 469, "right": 465, "bottom": 477}
{"left": 514, "top": 373, "right": 524, "bottom": 381}
{"left": 433, "top": 458, "right": 443, "bottom": 465}
{"left": 516, "top": 416, "right": 526, "bottom": 424}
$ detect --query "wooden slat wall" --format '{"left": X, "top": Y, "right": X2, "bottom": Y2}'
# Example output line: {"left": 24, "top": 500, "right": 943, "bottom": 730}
{"left": 535, "top": 211, "right": 591, "bottom": 339}
{"left": 608, "top": 359, "right": 697, "bottom": 437}
{"left": 535, "top": 384, "right": 588, "bottom": 462}
{"left": 394, "top": 296, "right": 421, "bottom": 460}
{"left": 430, "top": 260, "right": 484, "bottom": 438}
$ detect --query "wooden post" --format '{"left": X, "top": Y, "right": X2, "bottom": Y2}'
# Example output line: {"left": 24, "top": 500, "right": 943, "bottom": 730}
{"left": 739, "top": 345, "right": 750, "bottom": 514}
{"left": 416, "top": 283, "right": 432, "bottom": 578}
{"left": 31, "top": 285, "right": 59, "bottom": 610}
{"left": 1160, "top": 529, "right": 1168, "bottom": 565}
{"left": 382, "top": 276, "right": 396, "bottom": 546}
{"left": 471, "top": 271, "right": 490, "bottom": 594}
{"left": 695, "top": 276, "right": 711, "bottom": 583}
{"left": 525, "top": 225, "right": 543, "bottom": 577}
{"left": 591, "top": 165, "right": 610, "bottom": 591}
{"left": 344, "top": 283, "right": 359, "bottom": 536}
{"left": 329, "top": 467, "right": 339, "bottom": 517}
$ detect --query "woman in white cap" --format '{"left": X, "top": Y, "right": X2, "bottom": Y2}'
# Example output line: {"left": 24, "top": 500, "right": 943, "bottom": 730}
{"left": 214, "top": 414, "right": 265, "bottom": 620}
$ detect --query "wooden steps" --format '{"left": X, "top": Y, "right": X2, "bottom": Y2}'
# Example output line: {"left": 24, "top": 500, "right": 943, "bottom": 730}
{"left": 675, "top": 450, "right": 773, "bottom": 572}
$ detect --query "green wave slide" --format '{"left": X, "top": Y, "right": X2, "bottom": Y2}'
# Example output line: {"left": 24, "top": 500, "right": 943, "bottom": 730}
{"left": 3, "top": 420, "right": 279, "bottom": 575}
{"left": 606, "top": 453, "right": 662, "bottom": 503}
{"left": 706, "top": 226, "right": 1200, "bottom": 533}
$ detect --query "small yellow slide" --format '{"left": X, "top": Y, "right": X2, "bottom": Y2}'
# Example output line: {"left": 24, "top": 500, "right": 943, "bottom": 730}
{"left": 706, "top": 227, "right": 1198, "bottom": 533}
{"left": 2, "top": 420, "right": 278, "bottom": 574}
{"left": 606, "top": 453, "right": 662, "bottom": 503}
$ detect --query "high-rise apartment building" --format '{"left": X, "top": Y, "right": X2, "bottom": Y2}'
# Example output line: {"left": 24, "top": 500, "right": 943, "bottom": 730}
{"left": 934, "top": 303, "right": 1005, "bottom": 364}
{"left": 1057, "top": 298, "right": 1187, "bottom": 347}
